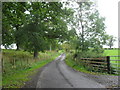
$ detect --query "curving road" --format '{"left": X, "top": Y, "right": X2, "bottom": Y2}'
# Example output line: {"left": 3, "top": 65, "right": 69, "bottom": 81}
{"left": 36, "top": 54, "right": 106, "bottom": 88}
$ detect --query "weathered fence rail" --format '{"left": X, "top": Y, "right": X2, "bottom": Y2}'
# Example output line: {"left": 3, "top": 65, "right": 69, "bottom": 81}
{"left": 80, "top": 56, "right": 120, "bottom": 74}
{"left": 109, "top": 55, "right": 120, "bottom": 74}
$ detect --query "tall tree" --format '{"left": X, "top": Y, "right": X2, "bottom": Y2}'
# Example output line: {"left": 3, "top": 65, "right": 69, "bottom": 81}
{"left": 72, "top": 2, "right": 109, "bottom": 54}
{"left": 107, "top": 35, "right": 116, "bottom": 49}
{"left": 16, "top": 2, "right": 74, "bottom": 58}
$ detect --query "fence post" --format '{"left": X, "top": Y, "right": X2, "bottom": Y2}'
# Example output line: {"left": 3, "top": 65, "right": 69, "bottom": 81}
{"left": 106, "top": 56, "right": 110, "bottom": 74}
{"left": 1, "top": 58, "right": 3, "bottom": 73}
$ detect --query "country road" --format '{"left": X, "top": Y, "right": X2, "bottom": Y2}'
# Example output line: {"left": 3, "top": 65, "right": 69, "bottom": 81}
{"left": 23, "top": 54, "right": 118, "bottom": 88}
{"left": 35, "top": 54, "right": 106, "bottom": 88}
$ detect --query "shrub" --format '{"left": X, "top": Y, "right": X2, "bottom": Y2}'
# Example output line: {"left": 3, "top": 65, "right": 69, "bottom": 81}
{"left": 75, "top": 50, "right": 103, "bottom": 59}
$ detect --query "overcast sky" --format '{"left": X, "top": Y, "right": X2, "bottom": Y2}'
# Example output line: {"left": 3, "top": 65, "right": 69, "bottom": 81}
{"left": 97, "top": 0, "right": 119, "bottom": 48}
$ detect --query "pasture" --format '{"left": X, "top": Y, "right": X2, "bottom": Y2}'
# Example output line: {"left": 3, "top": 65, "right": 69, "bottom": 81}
{"left": 103, "top": 49, "right": 120, "bottom": 73}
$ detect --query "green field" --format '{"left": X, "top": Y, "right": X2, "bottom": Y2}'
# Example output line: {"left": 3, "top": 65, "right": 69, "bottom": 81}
{"left": 103, "top": 49, "right": 120, "bottom": 73}
{"left": 104, "top": 49, "right": 119, "bottom": 56}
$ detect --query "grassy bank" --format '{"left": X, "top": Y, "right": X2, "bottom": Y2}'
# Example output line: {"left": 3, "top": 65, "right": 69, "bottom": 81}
{"left": 2, "top": 49, "right": 60, "bottom": 88}
{"left": 65, "top": 53, "right": 102, "bottom": 75}
{"left": 65, "top": 49, "right": 119, "bottom": 75}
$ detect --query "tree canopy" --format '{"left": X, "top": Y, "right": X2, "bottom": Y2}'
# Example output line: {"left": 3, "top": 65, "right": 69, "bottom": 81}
{"left": 2, "top": 1, "right": 113, "bottom": 58}
{"left": 2, "top": 2, "right": 74, "bottom": 58}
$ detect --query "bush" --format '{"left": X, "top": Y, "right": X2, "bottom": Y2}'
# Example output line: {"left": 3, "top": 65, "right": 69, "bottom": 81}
{"left": 75, "top": 50, "right": 103, "bottom": 59}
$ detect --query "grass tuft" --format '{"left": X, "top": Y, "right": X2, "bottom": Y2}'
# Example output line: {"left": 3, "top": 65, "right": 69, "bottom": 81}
{"left": 2, "top": 50, "right": 59, "bottom": 88}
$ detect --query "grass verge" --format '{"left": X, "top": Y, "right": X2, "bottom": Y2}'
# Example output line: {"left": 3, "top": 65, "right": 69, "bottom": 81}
{"left": 65, "top": 53, "right": 117, "bottom": 75}
{"left": 2, "top": 50, "right": 60, "bottom": 88}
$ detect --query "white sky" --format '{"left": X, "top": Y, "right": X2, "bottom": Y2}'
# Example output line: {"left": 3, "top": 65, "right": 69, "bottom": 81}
{"left": 97, "top": 0, "right": 119, "bottom": 48}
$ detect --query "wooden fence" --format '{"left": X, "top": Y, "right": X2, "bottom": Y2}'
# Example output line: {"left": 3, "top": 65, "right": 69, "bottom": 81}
{"left": 80, "top": 56, "right": 120, "bottom": 74}
{"left": 109, "top": 56, "right": 120, "bottom": 74}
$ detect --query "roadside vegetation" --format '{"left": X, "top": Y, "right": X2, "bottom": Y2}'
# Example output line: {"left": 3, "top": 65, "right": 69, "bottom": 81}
{"left": 65, "top": 49, "right": 119, "bottom": 75}
{"left": 2, "top": 49, "right": 60, "bottom": 88}
{"left": 65, "top": 53, "right": 100, "bottom": 75}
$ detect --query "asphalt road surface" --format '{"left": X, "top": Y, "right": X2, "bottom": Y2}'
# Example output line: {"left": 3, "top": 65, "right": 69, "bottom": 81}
{"left": 36, "top": 54, "right": 106, "bottom": 88}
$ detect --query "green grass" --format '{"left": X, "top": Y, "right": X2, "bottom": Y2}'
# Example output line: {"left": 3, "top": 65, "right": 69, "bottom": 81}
{"left": 65, "top": 49, "right": 120, "bottom": 75}
{"left": 103, "top": 49, "right": 119, "bottom": 56}
{"left": 103, "top": 49, "right": 120, "bottom": 73}
{"left": 65, "top": 53, "right": 107, "bottom": 75}
{"left": 2, "top": 49, "right": 60, "bottom": 88}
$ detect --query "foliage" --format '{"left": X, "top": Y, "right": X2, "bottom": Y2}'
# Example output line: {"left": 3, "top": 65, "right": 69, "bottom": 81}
{"left": 2, "top": 2, "right": 115, "bottom": 59}
{"left": 60, "top": 42, "right": 72, "bottom": 52}
{"left": 65, "top": 52, "right": 119, "bottom": 75}
{"left": 63, "top": 1, "right": 110, "bottom": 58}
{"left": 75, "top": 50, "right": 104, "bottom": 59}
{"left": 2, "top": 2, "right": 74, "bottom": 58}
{"left": 106, "top": 35, "right": 116, "bottom": 49}
{"left": 65, "top": 53, "right": 109, "bottom": 75}
{"left": 2, "top": 2, "right": 26, "bottom": 49}
{"left": 73, "top": 2, "right": 103, "bottom": 49}
{"left": 2, "top": 49, "right": 59, "bottom": 88}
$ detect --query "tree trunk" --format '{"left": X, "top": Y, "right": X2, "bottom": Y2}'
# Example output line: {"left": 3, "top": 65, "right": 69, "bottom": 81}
{"left": 110, "top": 45, "right": 111, "bottom": 49}
{"left": 79, "top": 2, "right": 84, "bottom": 52}
{"left": 50, "top": 45, "right": 51, "bottom": 51}
{"left": 16, "top": 43, "right": 20, "bottom": 50}
{"left": 15, "top": 25, "right": 20, "bottom": 51}
{"left": 34, "top": 50, "right": 38, "bottom": 58}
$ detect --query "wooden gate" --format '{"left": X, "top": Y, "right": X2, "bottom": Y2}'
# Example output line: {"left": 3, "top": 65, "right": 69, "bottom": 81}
{"left": 80, "top": 56, "right": 120, "bottom": 74}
